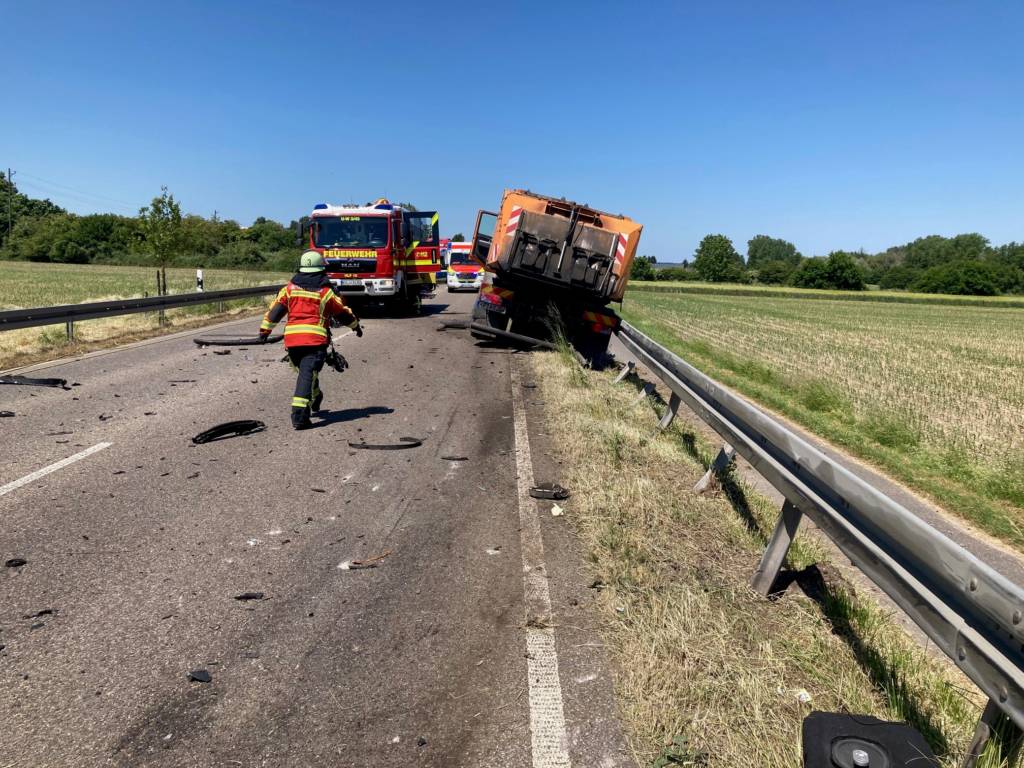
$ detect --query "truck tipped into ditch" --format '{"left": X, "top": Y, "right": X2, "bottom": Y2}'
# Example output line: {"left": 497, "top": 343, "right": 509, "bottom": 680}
{"left": 468, "top": 189, "right": 642, "bottom": 366}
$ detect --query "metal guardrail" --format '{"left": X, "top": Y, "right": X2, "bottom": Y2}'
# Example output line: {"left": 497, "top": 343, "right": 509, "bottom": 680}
{"left": 0, "top": 285, "right": 282, "bottom": 337}
{"left": 615, "top": 320, "right": 1024, "bottom": 765}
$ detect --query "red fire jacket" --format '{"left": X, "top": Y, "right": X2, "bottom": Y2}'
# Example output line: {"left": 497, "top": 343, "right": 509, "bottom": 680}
{"left": 260, "top": 273, "right": 359, "bottom": 348}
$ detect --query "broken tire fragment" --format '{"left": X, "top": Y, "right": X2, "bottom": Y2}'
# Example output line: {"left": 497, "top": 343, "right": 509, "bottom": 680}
{"left": 348, "top": 437, "right": 423, "bottom": 450}
{"left": 529, "top": 483, "right": 570, "bottom": 500}
{"left": 0, "top": 375, "right": 69, "bottom": 389}
{"left": 234, "top": 592, "right": 265, "bottom": 601}
{"left": 192, "top": 420, "right": 266, "bottom": 444}
{"left": 5, "top": 558, "right": 27, "bottom": 568}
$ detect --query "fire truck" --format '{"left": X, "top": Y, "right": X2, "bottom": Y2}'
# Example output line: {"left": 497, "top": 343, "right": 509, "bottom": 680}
{"left": 300, "top": 199, "right": 440, "bottom": 312}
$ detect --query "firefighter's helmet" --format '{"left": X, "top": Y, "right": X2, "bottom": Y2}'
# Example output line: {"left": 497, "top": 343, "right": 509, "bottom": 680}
{"left": 298, "top": 251, "right": 326, "bottom": 273}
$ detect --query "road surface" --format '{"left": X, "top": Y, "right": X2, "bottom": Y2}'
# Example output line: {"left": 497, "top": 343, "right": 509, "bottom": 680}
{"left": 1, "top": 292, "right": 628, "bottom": 767}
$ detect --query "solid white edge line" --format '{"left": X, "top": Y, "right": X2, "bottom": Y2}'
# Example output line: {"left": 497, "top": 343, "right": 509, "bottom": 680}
{"left": 510, "top": 355, "right": 572, "bottom": 768}
{"left": 0, "top": 442, "right": 112, "bottom": 498}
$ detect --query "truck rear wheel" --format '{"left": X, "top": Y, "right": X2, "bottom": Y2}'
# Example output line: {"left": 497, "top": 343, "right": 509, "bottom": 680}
{"left": 572, "top": 330, "right": 613, "bottom": 370}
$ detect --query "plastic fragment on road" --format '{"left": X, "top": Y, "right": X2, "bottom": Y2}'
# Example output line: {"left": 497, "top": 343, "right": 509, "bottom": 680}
{"left": 338, "top": 550, "right": 392, "bottom": 570}
{"left": 0, "top": 411, "right": 14, "bottom": 417}
{"left": 0, "top": 375, "right": 69, "bottom": 390}
{"left": 551, "top": 504, "right": 564, "bottom": 517}
{"left": 348, "top": 437, "right": 423, "bottom": 450}
{"left": 192, "top": 420, "right": 267, "bottom": 444}
{"left": 233, "top": 592, "right": 265, "bottom": 601}
{"left": 5, "top": 558, "right": 27, "bottom": 568}
{"left": 441, "top": 455, "right": 469, "bottom": 461}
{"left": 436, "top": 320, "right": 469, "bottom": 331}
{"left": 529, "top": 483, "right": 570, "bottom": 500}
{"left": 193, "top": 334, "right": 283, "bottom": 346}
{"left": 187, "top": 669, "right": 212, "bottom": 683}
{"left": 212, "top": 350, "right": 232, "bottom": 356}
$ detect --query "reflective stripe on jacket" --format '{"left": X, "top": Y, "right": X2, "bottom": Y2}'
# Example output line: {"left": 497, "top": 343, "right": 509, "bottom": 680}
{"left": 261, "top": 274, "right": 358, "bottom": 348}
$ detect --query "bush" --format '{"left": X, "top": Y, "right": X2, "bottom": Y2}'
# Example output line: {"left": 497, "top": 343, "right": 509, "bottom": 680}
{"left": 694, "top": 234, "right": 745, "bottom": 282}
{"left": 654, "top": 266, "right": 697, "bottom": 281}
{"left": 791, "top": 252, "right": 866, "bottom": 290}
{"left": 756, "top": 259, "right": 797, "bottom": 285}
{"left": 910, "top": 261, "right": 1000, "bottom": 296}
{"left": 878, "top": 265, "right": 921, "bottom": 290}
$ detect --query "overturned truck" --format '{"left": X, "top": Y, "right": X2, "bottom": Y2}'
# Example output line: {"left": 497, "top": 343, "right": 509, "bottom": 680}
{"left": 469, "top": 189, "right": 642, "bottom": 366}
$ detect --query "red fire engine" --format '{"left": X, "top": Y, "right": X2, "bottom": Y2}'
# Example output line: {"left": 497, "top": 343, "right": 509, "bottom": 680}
{"left": 301, "top": 199, "right": 440, "bottom": 312}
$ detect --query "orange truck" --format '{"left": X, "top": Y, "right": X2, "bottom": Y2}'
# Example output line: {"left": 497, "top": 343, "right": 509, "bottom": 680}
{"left": 468, "top": 189, "right": 642, "bottom": 365}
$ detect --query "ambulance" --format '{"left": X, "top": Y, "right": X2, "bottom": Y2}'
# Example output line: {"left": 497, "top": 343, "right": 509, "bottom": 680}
{"left": 445, "top": 242, "right": 484, "bottom": 292}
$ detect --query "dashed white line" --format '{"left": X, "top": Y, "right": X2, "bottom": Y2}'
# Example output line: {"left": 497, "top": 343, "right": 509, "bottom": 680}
{"left": 510, "top": 356, "right": 572, "bottom": 768}
{"left": 0, "top": 442, "right": 112, "bottom": 498}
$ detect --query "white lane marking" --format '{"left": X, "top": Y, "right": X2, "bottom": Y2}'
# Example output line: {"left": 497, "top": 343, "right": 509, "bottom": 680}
{"left": 0, "top": 442, "right": 112, "bottom": 498}
{"left": 510, "top": 356, "right": 572, "bottom": 768}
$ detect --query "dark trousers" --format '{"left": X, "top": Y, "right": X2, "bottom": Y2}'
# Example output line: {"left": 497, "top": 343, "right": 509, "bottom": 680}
{"left": 288, "top": 345, "right": 327, "bottom": 411}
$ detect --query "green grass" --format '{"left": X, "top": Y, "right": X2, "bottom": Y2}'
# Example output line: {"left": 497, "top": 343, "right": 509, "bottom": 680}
{"left": 621, "top": 290, "right": 1024, "bottom": 550}
{"left": 0, "top": 261, "right": 288, "bottom": 309}
{"left": 626, "top": 280, "right": 1024, "bottom": 309}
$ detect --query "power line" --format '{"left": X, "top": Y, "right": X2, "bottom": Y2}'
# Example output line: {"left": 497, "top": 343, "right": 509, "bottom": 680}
{"left": 16, "top": 171, "right": 136, "bottom": 208}
{"left": 17, "top": 179, "right": 137, "bottom": 214}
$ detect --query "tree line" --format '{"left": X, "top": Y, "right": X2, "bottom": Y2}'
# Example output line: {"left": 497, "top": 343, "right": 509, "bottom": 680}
{"left": 1, "top": 174, "right": 302, "bottom": 272}
{"left": 631, "top": 232, "right": 1024, "bottom": 296}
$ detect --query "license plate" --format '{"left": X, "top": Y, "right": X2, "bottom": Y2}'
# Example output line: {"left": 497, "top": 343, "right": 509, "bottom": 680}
{"left": 476, "top": 299, "right": 505, "bottom": 314}
{"left": 340, "top": 279, "right": 364, "bottom": 286}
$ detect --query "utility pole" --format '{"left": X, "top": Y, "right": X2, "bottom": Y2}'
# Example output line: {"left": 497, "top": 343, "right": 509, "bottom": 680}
{"left": 6, "top": 168, "right": 14, "bottom": 239}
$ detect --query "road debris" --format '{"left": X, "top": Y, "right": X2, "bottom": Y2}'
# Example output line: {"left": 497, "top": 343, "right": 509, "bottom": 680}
{"left": 437, "top": 320, "right": 469, "bottom": 331}
{"left": 0, "top": 374, "right": 70, "bottom": 389}
{"left": 551, "top": 504, "right": 564, "bottom": 517}
{"left": 233, "top": 592, "right": 265, "bottom": 601}
{"left": 311, "top": 488, "right": 326, "bottom": 493}
{"left": 5, "top": 558, "right": 27, "bottom": 568}
{"left": 338, "top": 550, "right": 392, "bottom": 570}
{"left": 187, "top": 669, "right": 212, "bottom": 683}
{"left": 0, "top": 411, "right": 14, "bottom": 417}
{"left": 348, "top": 437, "right": 423, "bottom": 450}
{"left": 192, "top": 420, "right": 267, "bottom": 444}
{"left": 194, "top": 334, "right": 283, "bottom": 346}
{"left": 486, "top": 547, "right": 502, "bottom": 555}
{"left": 529, "top": 483, "right": 570, "bottom": 500}
{"left": 212, "top": 350, "right": 232, "bottom": 356}
{"left": 441, "top": 455, "right": 469, "bottom": 461}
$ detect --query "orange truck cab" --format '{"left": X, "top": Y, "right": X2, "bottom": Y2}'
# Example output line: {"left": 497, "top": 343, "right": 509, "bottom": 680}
{"left": 301, "top": 199, "right": 440, "bottom": 312}
{"left": 469, "top": 189, "right": 642, "bottom": 365}
{"left": 445, "top": 242, "right": 484, "bottom": 292}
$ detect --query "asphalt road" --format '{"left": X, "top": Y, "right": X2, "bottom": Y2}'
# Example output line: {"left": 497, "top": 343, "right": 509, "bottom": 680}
{"left": 0, "top": 292, "right": 629, "bottom": 767}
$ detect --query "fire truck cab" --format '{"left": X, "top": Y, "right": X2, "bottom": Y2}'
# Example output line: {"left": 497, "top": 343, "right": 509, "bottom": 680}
{"left": 302, "top": 199, "right": 440, "bottom": 311}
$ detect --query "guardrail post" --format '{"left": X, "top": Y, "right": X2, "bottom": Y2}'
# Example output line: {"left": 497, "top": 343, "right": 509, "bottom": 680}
{"left": 693, "top": 444, "right": 735, "bottom": 493}
{"left": 658, "top": 392, "right": 681, "bottom": 431}
{"left": 962, "top": 699, "right": 1023, "bottom": 768}
{"left": 613, "top": 360, "right": 635, "bottom": 384}
{"left": 751, "top": 500, "right": 804, "bottom": 596}
{"left": 65, "top": 319, "right": 74, "bottom": 342}
{"left": 632, "top": 382, "right": 655, "bottom": 404}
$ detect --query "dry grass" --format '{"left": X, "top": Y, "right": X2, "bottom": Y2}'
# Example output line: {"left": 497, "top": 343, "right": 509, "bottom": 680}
{"left": 0, "top": 261, "right": 287, "bottom": 369}
{"left": 531, "top": 348, "right": 1011, "bottom": 767}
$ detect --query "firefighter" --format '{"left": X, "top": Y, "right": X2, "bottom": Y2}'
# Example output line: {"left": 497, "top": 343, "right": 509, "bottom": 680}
{"left": 258, "top": 251, "right": 363, "bottom": 429}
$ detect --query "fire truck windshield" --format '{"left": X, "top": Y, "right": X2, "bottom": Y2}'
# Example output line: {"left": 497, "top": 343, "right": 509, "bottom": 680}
{"left": 314, "top": 216, "right": 389, "bottom": 249}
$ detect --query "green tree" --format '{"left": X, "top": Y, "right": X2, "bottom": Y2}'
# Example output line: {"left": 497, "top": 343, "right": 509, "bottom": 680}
{"left": 694, "top": 234, "right": 744, "bottom": 282}
{"left": 630, "top": 254, "right": 657, "bottom": 281}
{"left": 790, "top": 252, "right": 865, "bottom": 290}
{"left": 910, "top": 261, "right": 1001, "bottom": 296}
{"left": 746, "top": 235, "right": 800, "bottom": 268}
{"left": 138, "top": 187, "right": 183, "bottom": 267}
{"left": 451, "top": 233, "right": 466, "bottom": 242}
{"left": 756, "top": 259, "right": 797, "bottom": 285}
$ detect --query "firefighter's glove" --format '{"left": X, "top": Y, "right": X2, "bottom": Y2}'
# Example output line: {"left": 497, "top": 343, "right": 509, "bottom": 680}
{"left": 354, "top": 324, "right": 363, "bottom": 338}
{"left": 258, "top": 330, "right": 270, "bottom": 343}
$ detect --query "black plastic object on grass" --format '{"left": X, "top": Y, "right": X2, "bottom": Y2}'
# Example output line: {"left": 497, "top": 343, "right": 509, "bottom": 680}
{"left": 0, "top": 375, "right": 69, "bottom": 389}
{"left": 192, "top": 420, "right": 266, "bottom": 444}
{"left": 348, "top": 437, "right": 423, "bottom": 450}
{"left": 802, "top": 711, "right": 938, "bottom": 767}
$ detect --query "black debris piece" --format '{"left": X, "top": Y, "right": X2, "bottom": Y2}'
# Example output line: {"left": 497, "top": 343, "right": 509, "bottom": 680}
{"left": 112, "top": 470, "right": 125, "bottom": 475}
{"left": 193, "top": 334, "right": 283, "bottom": 346}
{"left": 25, "top": 609, "right": 54, "bottom": 619}
{"left": 417, "top": 737, "right": 427, "bottom": 747}
{"left": 348, "top": 437, "right": 423, "bottom": 451}
{"left": 5, "top": 558, "right": 27, "bottom": 568}
{"left": 0, "top": 375, "right": 69, "bottom": 389}
{"left": 186, "top": 472, "right": 200, "bottom": 479}
{"left": 0, "top": 411, "right": 14, "bottom": 417}
{"left": 168, "top": 379, "right": 196, "bottom": 384}
{"left": 192, "top": 420, "right": 267, "bottom": 444}
{"left": 212, "top": 350, "right": 232, "bottom": 356}
{"left": 437, "top": 321, "right": 469, "bottom": 331}
{"left": 47, "top": 430, "right": 73, "bottom": 436}
{"left": 522, "top": 382, "right": 538, "bottom": 389}
{"left": 441, "top": 455, "right": 469, "bottom": 462}
{"left": 234, "top": 592, "right": 265, "bottom": 601}
{"left": 311, "top": 488, "right": 326, "bottom": 493}
{"left": 98, "top": 414, "right": 112, "bottom": 421}
{"left": 144, "top": 411, "right": 156, "bottom": 416}
{"left": 30, "top": 622, "right": 45, "bottom": 631}
{"left": 187, "top": 669, "right": 212, "bottom": 683}
{"left": 529, "top": 483, "right": 570, "bottom": 500}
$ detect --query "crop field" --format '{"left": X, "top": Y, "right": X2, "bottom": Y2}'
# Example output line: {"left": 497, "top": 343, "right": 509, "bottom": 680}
{"left": 0, "top": 261, "right": 290, "bottom": 368}
{"left": 621, "top": 290, "right": 1024, "bottom": 548}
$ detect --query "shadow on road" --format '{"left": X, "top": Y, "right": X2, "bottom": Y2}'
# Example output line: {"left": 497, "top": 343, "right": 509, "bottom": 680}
{"left": 313, "top": 406, "right": 394, "bottom": 427}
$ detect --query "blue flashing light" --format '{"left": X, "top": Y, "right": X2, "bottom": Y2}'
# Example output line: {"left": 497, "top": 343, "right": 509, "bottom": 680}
{"left": 313, "top": 203, "right": 328, "bottom": 210}
{"left": 374, "top": 203, "right": 394, "bottom": 210}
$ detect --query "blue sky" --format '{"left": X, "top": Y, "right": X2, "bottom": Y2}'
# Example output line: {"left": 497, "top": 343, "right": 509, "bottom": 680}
{"left": 2, "top": 1, "right": 1021, "bottom": 259}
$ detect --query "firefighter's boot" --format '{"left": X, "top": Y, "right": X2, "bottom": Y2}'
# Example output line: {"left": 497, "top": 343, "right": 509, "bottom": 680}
{"left": 311, "top": 392, "right": 324, "bottom": 413}
{"left": 291, "top": 406, "right": 312, "bottom": 430}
